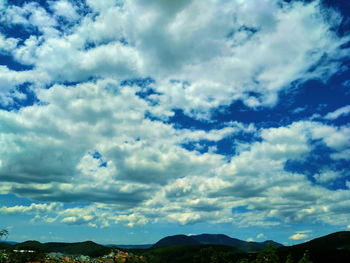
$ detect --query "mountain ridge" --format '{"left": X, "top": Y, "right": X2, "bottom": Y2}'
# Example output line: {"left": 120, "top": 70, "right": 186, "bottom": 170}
{"left": 152, "top": 233, "right": 284, "bottom": 251}
{"left": 1, "top": 231, "right": 350, "bottom": 252}
{"left": 291, "top": 231, "right": 350, "bottom": 250}
{"left": 9, "top": 240, "right": 111, "bottom": 257}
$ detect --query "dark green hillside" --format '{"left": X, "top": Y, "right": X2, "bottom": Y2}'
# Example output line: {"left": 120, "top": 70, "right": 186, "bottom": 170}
{"left": 143, "top": 244, "right": 244, "bottom": 263}
{"left": 46, "top": 240, "right": 111, "bottom": 257}
{"left": 152, "top": 233, "right": 283, "bottom": 253}
{"left": 153, "top": 235, "right": 200, "bottom": 248}
{"left": 11, "top": 240, "right": 111, "bottom": 257}
{"left": 277, "top": 231, "right": 350, "bottom": 263}
{"left": 248, "top": 240, "right": 284, "bottom": 251}
{"left": 191, "top": 234, "right": 246, "bottom": 246}
{"left": 0, "top": 242, "right": 12, "bottom": 250}
{"left": 2, "top": 231, "right": 350, "bottom": 262}
{"left": 14, "top": 240, "right": 49, "bottom": 252}
{"left": 292, "top": 231, "right": 350, "bottom": 250}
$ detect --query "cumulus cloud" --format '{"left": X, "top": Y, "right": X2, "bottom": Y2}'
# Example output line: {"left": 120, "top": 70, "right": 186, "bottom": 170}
{"left": 0, "top": 67, "right": 48, "bottom": 106}
{"left": 49, "top": 0, "right": 79, "bottom": 21}
{"left": 289, "top": 230, "right": 312, "bottom": 240}
{"left": 314, "top": 170, "right": 341, "bottom": 184}
{"left": 0, "top": 203, "right": 62, "bottom": 215}
{"left": 2, "top": 94, "right": 350, "bottom": 227}
{"left": 0, "top": 34, "right": 18, "bottom": 52}
{"left": 1, "top": 0, "right": 350, "bottom": 230}
{"left": 289, "top": 233, "right": 309, "bottom": 240}
{"left": 0, "top": 0, "right": 348, "bottom": 115}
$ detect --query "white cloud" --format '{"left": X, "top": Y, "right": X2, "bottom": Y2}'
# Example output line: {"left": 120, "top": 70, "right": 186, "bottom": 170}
{"left": 324, "top": 105, "right": 350, "bottom": 120}
{"left": 346, "top": 181, "right": 350, "bottom": 189}
{"left": 0, "top": 203, "right": 62, "bottom": 215}
{"left": 310, "top": 124, "right": 350, "bottom": 160}
{"left": 289, "top": 231, "right": 312, "bottom": 240}
{"left": 0, "top": 34, "right": 18, "bottom": 52}
{"left": 289, "top": 233, "right": 308, "bottom": 240}
{"left": 257, "top": 233, "right": 265, "bottom": 239}
{"left": 3, "top": 2, "right": 59, "bottom": 37}
{"left": 1, "top": 0, "right": 348, "bottom": 116}
{"left": 1, "top": 85, "right": 350, "bottom": 227}
{"left": 0, "top": 0, "right": 350, "bottom": 230}
{"left": 49, "top": 0, "right": 79, "bottom": 21}
{"left": 0, "top": 66, "right": 49, "bottom": 106}
{"left": 0, "top": 0, "right": 6, "bottom": 10}
{"left": 314, "top": 170, "right": 341, "bottom": 184}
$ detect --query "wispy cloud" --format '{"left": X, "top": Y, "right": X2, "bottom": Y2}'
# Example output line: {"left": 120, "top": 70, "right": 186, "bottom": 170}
{"left": 324, "top": 105, "right": 350, "bottom": 120}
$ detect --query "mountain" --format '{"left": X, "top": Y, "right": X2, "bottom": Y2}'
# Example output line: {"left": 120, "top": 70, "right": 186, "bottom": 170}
{"left": 3, "top": 231, "right": 350, "bottom": 263}
{"left": 46, "top": 240, "right": 111, "bottom": 257}
{"left": 250, "top": 240, "right": 284, "bottom": 250}
{"left": 0, "top": 241, "right": 17, "bottom": 245}
{"left": 0, "top": 242, "right": 13, "bottom": 250}
{"left": 292, "top": 231, "right": 350, "bottom": 250}
{"left": 275, "top": 231, "right": 350, "bottom": 263}
{"left": 153, "top": 235, "right": 200, "bottom": 248}
{"left": 153, "top": 233, "right": 284, "bottom": 251}
{"left": 149, "top": 232, "right": 350, "bottom": 263}
{"left": 14, "top": 240, "right": 49, "bottom": 252}
{"left": 110, "top": 244, "right": 153, "bottom": 249}
{"left": 191, "top": 234, "right": 246, "bottom": 246}
{"left": 10, "top": 240, "right": 111, "bottom": 257}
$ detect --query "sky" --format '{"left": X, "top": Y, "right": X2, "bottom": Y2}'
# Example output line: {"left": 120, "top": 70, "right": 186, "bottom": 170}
{"left": 0, "top": 0, "right": 350, "bottom": 246}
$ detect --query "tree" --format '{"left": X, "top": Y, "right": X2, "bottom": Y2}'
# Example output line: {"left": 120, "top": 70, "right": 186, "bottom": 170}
{"left": 298, "top": 250, "right": 313, "bottom": 263}
{"left": 236, "top": 258, "right": 251, "bottom": 263}
{"left": 255, "top": 244, "right": 279, "bottom": 263}
{"left": 285, "top": 254, "right": 294, "bottom": 263}
{"left": 0, "top": 229, "right": 9, "bottom": 240}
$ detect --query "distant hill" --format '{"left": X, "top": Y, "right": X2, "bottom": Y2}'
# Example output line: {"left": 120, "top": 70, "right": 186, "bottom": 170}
{"left": 11, "top": 240, "right": 111, "bottom": 257}
{"left": 146, "top": 244, "right": 244, "bottom": 263}
{"left": 153, "top": 235, "right": 200, "bottom": 248}
{"left": 0, "top": 241, "right": 17, "bottom": 245}
{"left": 250, "top": 240, "right": 284, "bottom": 249}
{"left": 0, "top": 242, "right": 13, "bottom": 250}
{"left": 4, "top": 231, "right": 350, "bottom": 263}
{"left": 14, "top": 240, "right": 48, "bottom": 252}
{"left": 110, "top": 244, "right": 153, "bottom": 249}
{"left": 46, "top": 240, "right": 110, "bottom": 257}
{"left": 153, "top": 233, "right": 284, "bottom": 251}
{"left": 292, "top": 231, "right": 350, "bottom": 250}
{"left": 191, "top": 234, "right": 246, "bottom": 246}
{"left": 149, "top": 232, "right": 350, "bottom": 263}
{"left": 276, "top": 231, "right": 350, "bottom": 263}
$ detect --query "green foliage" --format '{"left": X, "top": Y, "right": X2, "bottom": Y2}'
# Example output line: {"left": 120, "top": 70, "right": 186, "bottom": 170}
{"left": 297, "top": 250, "right": 313, "bottom": 263}
{"left": 142, "top": 245, "right": 240, "bottom": 263}
{"left": 236, "top": 258, "right": 251, "bottom": 263}
{"left": 125, "top": 255, "right": 148, "bottom": 263}
{"left": 254, "top": 244, "right": 279, "bottom": 263}
{"left": 192, "top": 246, "right": 229, "bottom": 263}
{"left": 6, "top": 250, "right": 46, "bottom": 263}
{"left": 285, "top": 254, "right": 294, "bottom": 263}
{"left": 52, "top": 241, "right": 111, "bottom": 257}
{"left": 0, "top": 230, "right": 8, "bottom": 240}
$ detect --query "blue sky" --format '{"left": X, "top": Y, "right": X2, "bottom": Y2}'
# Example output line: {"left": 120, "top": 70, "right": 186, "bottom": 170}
{"left": 0, "top": 0, "right": 350, "bottom": 246}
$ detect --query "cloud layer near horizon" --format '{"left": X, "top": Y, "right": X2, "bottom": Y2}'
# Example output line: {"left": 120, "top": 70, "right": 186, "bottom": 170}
{"left": 1, "top": 0, "right": 350, "bottom": 231}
